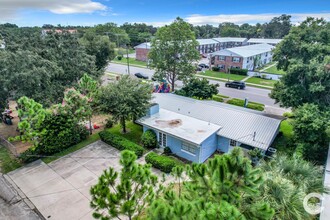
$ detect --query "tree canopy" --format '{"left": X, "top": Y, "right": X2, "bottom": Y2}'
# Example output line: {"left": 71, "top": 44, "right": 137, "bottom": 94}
{"left": 175, "top": 78, "right": 219, "bottom": 100}
{"left": 149, "top": 18, "right": 200, "bottom": 91}
{"left": 99, "top": 75, "right": 152, "bottom": 133}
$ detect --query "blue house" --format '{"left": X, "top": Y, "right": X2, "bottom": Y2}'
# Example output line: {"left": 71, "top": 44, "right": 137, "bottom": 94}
{"left": 137, "top": 94, "right": 281, "bottom": 163}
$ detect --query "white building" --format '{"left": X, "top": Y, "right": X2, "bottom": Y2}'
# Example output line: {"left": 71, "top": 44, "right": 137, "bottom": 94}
{"left": 247, "top": 38, "right": 282, "bottom": 46}
{"left": 211, "top": 43, "right": 275, "bottom": 71}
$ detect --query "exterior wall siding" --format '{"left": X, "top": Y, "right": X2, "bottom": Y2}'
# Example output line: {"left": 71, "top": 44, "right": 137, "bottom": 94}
{"left": 136, "top": 48, "right": 150, "bottom": 61}
{"left": 199, "top": 133, "right": 218, "bottom": 163}
{"left": 142, "top": 126, "right": 201, "bottom": 163}
{"left": 217, "top": 136, "right": 230, "bottom": 153}
{"left": 213, "top": 55, "right": 243, "bottom": 72}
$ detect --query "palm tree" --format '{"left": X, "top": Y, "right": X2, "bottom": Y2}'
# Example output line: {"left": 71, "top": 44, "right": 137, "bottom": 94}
{"left": 260, "top": 154, "right": 324, "bottom": 220}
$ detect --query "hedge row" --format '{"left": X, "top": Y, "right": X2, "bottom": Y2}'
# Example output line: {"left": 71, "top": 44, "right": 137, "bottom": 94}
{"left": 229, "top": 68, "right": 248, "bottom": 76}
{"left": 212, "top": 95, "right": 224, "bottom": 102}
{"left": 99, "top": 130, "right": 144, "bottom": 157}
{"left": 226, "top": 98, "right": 265, "bottom": 111}
{"left": 145, "top": 152, "right": 182, "bottom": 173}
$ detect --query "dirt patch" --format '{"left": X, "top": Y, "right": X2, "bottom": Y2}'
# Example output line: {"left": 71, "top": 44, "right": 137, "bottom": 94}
{"left": 197, "top": 130, "right": 206, "bottom": 133}
{"left": 155, "top": 119, "right": 182, "bottom": 128}
{"left": 0, "top": 100, "right": 109, "bottom": 154}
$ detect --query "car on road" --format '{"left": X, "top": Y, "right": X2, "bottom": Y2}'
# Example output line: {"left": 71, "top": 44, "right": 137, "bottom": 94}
{"left": 198, "top": 63, "right": 209, "bottom": 69}
{"left": 134, "top": 72, "right": 148, "bottom": 79}
{"left": 225, "top": 81, "right": 246, "bottom": 89}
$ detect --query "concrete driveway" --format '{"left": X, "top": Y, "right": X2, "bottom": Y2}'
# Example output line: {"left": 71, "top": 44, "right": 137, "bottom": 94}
{"left": 7, "top": 141, "right": 171, "bottom": 220}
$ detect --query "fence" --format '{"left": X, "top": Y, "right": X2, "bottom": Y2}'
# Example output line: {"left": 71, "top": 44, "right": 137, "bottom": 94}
{"left": 0, "top": 134, "right": 18, "bottom": 157}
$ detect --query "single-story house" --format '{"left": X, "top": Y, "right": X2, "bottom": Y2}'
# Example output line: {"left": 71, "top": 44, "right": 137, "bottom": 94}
{"left": 137, "top": 93, "right": 281, "bottom": 163}
{"left": 134, "top": 42, "right": 151, "bottom": 61}
{"left": 247, "top": 38, "right": 282, "bottom": 46}
{"left": 211, "top": 43, "right": 274, "bottom": 72}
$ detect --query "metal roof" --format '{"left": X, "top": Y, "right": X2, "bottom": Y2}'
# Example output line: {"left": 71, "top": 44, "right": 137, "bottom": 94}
{"left": 196, "top": 39, "right": 219, "bottom": 45}
{"left": 134, "top": 42, "right": 151, "bottom": 49}
{"left": 211, "top": 43, "right": 274, "bottom": 58}
{"left": 149, "top": 93, "right": 281, "bottom": 150}
{"left": 213, "top": 37, "right": 248, "bottom": 43}
{"left": 247, "top": 38, "right": 282, "bottom": 44}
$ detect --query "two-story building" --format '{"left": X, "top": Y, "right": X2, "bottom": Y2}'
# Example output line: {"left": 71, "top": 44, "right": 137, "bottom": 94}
{"left": 196, "top": 39, "right": 220, "bottom": 54}
{"left": 137, "top": 93, "right": 281, "bottom": 163}
{"left": 247, "top": 38, "right": 282, "bottom": 46}
{"left": 211, "top": 43, "right": 275, "bottom": 72}
{"left": 212, "top": 37, "right": 248, "bottom": 50}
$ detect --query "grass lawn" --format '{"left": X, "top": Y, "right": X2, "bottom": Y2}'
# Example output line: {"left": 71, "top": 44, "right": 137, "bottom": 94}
{"left": 107, "top": 121, "right": 143, "bottom": 145}
{"left": 199, "top": 70, "right": 246, "bottom": 81}
{"left": 0, "top": 146, "right": 22, "bottom": 173}
{"left": 113, "top": 57, "right": 147, "bottom": 67}
{"left": 264, "top": 65, "right": 286, "bottom": 75}
{"left": 245, "top": 77, "right": 277, "bottom": 87}
{"left": 271, "top": 119, "right": 295, "bottom": 155}
{"left": 42, "top": 133, "right": 101, "bottom": 164}
{"left": 226, "top": 98, "right": 265, "bottom": 111}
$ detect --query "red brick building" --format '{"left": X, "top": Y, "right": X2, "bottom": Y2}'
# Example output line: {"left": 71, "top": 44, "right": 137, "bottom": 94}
{"left": 134, "top": 42, "right": 151, "bottom": 61}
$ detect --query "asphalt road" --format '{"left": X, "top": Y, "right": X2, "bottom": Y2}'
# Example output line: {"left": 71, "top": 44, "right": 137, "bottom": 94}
{"left": 106, "top": 63, "right": 288, "bottom": 114}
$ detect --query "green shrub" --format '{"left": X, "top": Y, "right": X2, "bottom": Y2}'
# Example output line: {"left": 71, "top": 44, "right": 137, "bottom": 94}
{"left": 117, "top": 55, "right": 123, "bottom": 61}
{"left": 105, "top": 118, "right": 115, "bottom": 128}
{"left": 229, "top": 68, "right": 248, "bottom": 76}
{"left": 145, "top": 152, "right": 181, "bottom": 173}
{"left": 212, "top": 95, "right": 224, "bottom": 102}
{"left": 99, "top": 130, "right": 144, "bottom": 157}
{"left": 212, "top": 66, "right": 220, "bottom": 71}
{"left": 283, "top": 112, "right": 294, "bottom": 118}
{"left": 141, "top": 130, "right": 158, "bottom": 149}
{"left": 164, "top": 146, "right": 172, "bottom": 155}
{"left": 226, "top": 98, "right": 264, "bottom": 111}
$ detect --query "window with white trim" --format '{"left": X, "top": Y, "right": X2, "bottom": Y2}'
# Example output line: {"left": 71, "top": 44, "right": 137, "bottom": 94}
{"left": 230, "top": 139, "right": 237, "bottom": 147}
{"left": 232, "top": 57, "right": 240, "bottom": 63}
{"left": 158, "top": 132, "right": 167, "bottom": 147}
{"left": 219, "top": 56, "right": 225, "bottom": 61}
{"left": 217, "top": 64, "right": 225, "bottom": 69}
{"left": 181, "top": 142, "right": 196, "bottom": 154}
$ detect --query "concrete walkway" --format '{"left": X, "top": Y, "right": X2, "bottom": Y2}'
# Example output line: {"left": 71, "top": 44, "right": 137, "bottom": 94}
{"left": 260, "top": 63, "right": 276, "bottom": 72}
{"left": 6, "top": 141, "right": 174, "bottom": 220}
{"left": 0, "top": 174, "right": 41, "bottom": 220}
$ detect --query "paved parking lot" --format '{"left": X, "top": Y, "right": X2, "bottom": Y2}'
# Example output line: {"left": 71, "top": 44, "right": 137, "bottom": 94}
{"left": 7, "top": 141, "right": 171, "bottom": 220}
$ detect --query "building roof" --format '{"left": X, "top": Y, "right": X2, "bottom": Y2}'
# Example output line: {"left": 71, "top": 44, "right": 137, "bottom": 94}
{"left": 134, "top": 42, "right": 151, "bottom": 49}
{"left": 213, "top": 37, "right": 248, "bottom": 43}
{"left": 247, "top": 38, "right": 282, "bottom": 44}
{"left": 211, "top": 43, "right": 274, "bottom": 58}
{"left": 144, "top": 93, "right": 281, "bottom": 150}
{"left": 137, "top": 108, "right": 221, "bottom": 145}
{"left": 196, "top": 39, "right": 219, "bottom": 45}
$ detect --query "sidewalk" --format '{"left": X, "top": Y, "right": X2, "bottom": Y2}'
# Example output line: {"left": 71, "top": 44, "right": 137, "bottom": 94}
{"left": 196, "top": 74, "right": 273, "bottom": 89}
{"left": 111, "top": 61, "right": 149, "bottom": 69}
{"left": 0, "top": 174, "right": 41, "bottom": 220}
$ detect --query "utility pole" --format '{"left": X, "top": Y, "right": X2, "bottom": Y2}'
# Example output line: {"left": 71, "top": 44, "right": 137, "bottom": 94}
{"left": 126, "top": 44, "right": 130, "bottom": 75}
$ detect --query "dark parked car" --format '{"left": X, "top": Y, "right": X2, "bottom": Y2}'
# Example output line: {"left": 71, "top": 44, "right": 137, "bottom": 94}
{"left": 134, "top": 72, "right": 148, "bottom": 79}
{"left": 198, "top": 63, "right": 209, "bottom": 69}
{"left": 225, "top": 81, "right": 246, "bottom": 89}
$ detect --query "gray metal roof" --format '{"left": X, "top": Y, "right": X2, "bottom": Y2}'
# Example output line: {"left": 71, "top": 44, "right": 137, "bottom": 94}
{"left": 134, "top": 42, "right": 151, "bottom": 49}
{"left": 150, "top": 93, "right": 281, "bottom": 150}
{"left": 213, "top": 37, "right": 248, "bottom": 43}
{"left": 211, "top": 43, "right": 274, "bottom": 58}
{"left": 247, "top": 38, "right": 282, "bottom": 44}
{"left": 196, "top": 39, "right": 219, "bottom": 45}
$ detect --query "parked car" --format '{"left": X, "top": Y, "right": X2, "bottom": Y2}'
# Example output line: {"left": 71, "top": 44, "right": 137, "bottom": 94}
{"left": 198, "top": 63, "right": 209, "bottom": 69}
{"left": 225, "top": 81, "right": 246, "bottom": 89}
{"left": 134, "top": 72, "right": 148, "bottom": 79}
{"left": 196, "top": 66, "right": 202, "bottom": 71}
